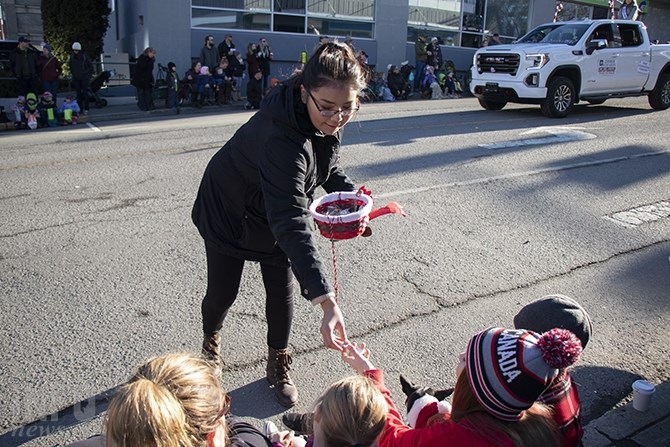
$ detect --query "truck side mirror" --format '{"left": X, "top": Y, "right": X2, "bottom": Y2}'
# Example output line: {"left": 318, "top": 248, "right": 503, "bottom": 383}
{"left": 586, "top": 39, "right": 607, "bottom": 55}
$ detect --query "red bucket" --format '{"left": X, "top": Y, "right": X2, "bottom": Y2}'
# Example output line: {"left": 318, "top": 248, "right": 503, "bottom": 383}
{"left": 309, "top": 192, "right": 373, "bottom": 240}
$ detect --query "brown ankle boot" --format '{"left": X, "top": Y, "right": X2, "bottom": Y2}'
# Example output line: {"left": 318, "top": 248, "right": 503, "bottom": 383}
{"left": 202, "top": 332, "right": 222, "bottom": 368}
{"left": 266, "top": 347, "right": 298, "bottom": 407}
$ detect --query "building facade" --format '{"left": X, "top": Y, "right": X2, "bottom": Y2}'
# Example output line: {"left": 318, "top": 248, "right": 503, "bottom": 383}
{"left": 3, "top": 0, "right": 669, "bottom": 81}
{"left": 101, "top": 0, "right": 670, "bottom": 80}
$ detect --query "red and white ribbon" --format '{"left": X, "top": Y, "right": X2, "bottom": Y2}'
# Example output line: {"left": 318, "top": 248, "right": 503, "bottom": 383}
{"left": 553, "top": 2, "right": 564, "bottom": 22}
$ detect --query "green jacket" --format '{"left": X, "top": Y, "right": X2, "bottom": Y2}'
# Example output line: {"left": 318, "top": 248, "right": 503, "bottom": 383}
{"left": 415, "top": 38, "right": 428, "bottom": 63}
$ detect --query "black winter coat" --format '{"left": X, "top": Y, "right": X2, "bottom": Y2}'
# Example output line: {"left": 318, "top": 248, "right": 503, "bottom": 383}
{"left": 68, "top": 52, "right": 93, "bottom": 81}
{"left": 132, "top": 54, "right": 155, "bottom": 89}
{"left": 9, "top": 47, "right": 38, "bottom": 78}
{"left": 192, "top": 81, "right": 355, "bottom": 301}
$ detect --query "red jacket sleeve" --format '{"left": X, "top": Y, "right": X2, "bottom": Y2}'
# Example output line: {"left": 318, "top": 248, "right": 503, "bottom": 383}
{"left": 364, "top": 370, "right": 465, "bottom": 447}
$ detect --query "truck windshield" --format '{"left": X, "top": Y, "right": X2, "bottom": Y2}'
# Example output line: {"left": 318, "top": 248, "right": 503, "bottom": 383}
{"left": 517, "top": 23, "right": 591, "bottom": 45}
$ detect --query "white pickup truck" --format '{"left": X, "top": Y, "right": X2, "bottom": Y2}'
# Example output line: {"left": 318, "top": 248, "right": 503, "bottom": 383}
{"left": 470, "top": 19, "right": 670, "bottom": 117}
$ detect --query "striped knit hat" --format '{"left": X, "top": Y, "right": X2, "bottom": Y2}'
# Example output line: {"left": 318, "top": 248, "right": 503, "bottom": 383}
{"left": 465, "top": 327, "right": 582, "bottom": 421}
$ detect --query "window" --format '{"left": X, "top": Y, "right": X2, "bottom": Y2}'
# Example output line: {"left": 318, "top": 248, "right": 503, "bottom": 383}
{"left": 618, "top": 24, "right": 642, "bottom": 47}
{"left": 484, "top": 0, "right": 529, "bottom": 40}
{"left": 193, "top": 0, "right": 375, "bottom": 37}
{"left": 555, "top": 1, "right": 593, "bottom": 21}
{"left": 407, "top": 0, "right": 461, "bottom": 44}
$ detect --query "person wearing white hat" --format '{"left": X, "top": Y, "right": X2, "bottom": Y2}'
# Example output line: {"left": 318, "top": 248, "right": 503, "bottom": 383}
{"left": 68, "top": 42, "right": 93, "bottom": 114}
{"left": 427, "top": 36, "right": 443, "bottom": 70}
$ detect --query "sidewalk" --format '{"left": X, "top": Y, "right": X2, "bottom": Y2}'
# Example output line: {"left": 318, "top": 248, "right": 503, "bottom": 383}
{"left": 582, "top": 379, "right": 669, "bottom": 446}
{"left": 0, "top": 90, "right": 250, "bottom": 131}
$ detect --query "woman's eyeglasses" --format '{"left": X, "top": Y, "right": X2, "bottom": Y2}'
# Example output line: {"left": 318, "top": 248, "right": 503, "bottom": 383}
{"left": 307, "top": 90, "right": 359, "bottom": 118}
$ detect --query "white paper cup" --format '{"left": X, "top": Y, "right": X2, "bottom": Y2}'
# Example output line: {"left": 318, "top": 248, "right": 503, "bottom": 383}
{"left": 632, "top": 380, "right": 655, "bottom": 412}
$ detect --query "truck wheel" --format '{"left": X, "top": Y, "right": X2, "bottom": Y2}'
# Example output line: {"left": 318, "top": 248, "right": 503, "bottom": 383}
{"left": 541, "top": 76, "right": 575, "bottom": 118}
{"left": 478, "top": 98, "right": 506, "bottom": 110}
{"left": 648, "top": 73, "right": 670, "bottom": 110}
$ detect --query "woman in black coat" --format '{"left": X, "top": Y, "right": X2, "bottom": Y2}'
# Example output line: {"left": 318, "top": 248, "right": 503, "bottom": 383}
{"left": 132, "top": 47, "right": 156, "bottom": 111}
{"left": 192, "top": 43, "right": 366, "bottom": 408}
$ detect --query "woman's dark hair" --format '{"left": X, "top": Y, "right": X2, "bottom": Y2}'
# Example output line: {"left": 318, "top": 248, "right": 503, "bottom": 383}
{"left": 295, "top": 42, "right": 367, "bottom": 92}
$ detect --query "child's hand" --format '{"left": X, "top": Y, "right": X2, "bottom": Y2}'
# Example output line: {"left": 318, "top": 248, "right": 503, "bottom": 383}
{"left": 341, "top": 341, "right": 375, "bottom": 374}
{"left": 270, "top": 430, "right": 298, "bottom": 447}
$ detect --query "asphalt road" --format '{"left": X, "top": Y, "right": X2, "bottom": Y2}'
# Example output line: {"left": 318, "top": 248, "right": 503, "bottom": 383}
{"left": 1, "top": 96, "right": 669, "bottom": 446}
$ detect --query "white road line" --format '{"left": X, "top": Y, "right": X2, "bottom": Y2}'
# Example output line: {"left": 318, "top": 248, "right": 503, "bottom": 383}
{"left": 480, "top": 127, "right": 597, "bottom": 150}
{"left": 86, "top": 122, "right": 101, "bottom": 132}
{"left": 375, "top": 150, "right": 669, "bottom": 199}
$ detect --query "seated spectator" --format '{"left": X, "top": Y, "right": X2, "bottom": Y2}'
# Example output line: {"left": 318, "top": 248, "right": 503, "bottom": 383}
{"left": 336, "top": 327, "right": 581, "bottom": 447}
{"left": 436, "top": 68, "right": 457, "bottom": 98}
{"left": 12, "top": 95, "right": 27, "bottom": 129}
{"left": 39, "top": 91, "right": 59, "bottom": 127}
{"left": 387, "top": 65, "right": 408, "bottom": 100}
{"left": 183, "top": 62, "right": 202, "bottom": 105}
{"left": 197, "top": 65, "right": 215, "bottom": 107}
{"left": 264, "top": 77, "right": 279, "bottom": 98}
{"left": 58, "top": 94, "right": 80, "bottom": 125}
{"left": 24, "top": 92, "right": 40, "bottom": 129}
{"left": 277, "top": 365, "right": 387, "bottom": 447}
{"left": 64, "top": 353, "right": 279, "bottom": 447}
{"left": 514, "top": 294, "right": 592, "bottom": 447}
{"left": 245, "top": 69, "right": 263, "bottom": 109}
{"left": 421, "top": 66, "right": 443, "bottom": 99}
{"left": 399, "top": 61, "right": 414, "bottom": 95}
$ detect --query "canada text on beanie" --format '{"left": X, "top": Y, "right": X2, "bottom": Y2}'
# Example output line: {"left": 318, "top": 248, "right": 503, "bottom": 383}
{"left": 466, "top": 327, "right": 582, "bottom": 421}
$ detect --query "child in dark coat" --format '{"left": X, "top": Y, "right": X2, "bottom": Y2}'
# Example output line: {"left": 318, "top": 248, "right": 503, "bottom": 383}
{"left": 245, "top": 70, "right": 263, "bottom": 110}
{"left": 39, "top": 91, "right": 59, "bottom": 127}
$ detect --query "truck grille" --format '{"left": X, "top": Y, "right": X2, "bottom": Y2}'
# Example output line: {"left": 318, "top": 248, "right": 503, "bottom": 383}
{"left": 476, "top": 53, "right": 520, "bottom": 76}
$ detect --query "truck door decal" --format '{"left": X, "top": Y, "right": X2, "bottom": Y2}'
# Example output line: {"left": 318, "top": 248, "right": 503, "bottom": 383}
{"left": 637, "top": 60, "right": 650, "bottom": 74}
{"left": 598, "top": 59, "right": 616, "bottom": 75}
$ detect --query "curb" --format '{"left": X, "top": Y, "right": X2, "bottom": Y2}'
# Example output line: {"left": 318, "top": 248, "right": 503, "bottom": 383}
{"left": 582, "top": 380, "right": 670, "bottom": 447}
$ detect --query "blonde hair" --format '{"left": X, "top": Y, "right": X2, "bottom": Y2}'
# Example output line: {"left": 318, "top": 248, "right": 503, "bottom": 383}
{"left": 104, "top": 353, "right": 228, "bottom": 447}
{"left": 446, "top": 372, "right": 560, "bottom": 447}
{"left": 315, "top": 375, "right": 387, "bottom": 447}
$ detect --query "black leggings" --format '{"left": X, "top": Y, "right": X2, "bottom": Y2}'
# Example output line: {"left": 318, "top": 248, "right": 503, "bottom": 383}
{"left": 201, "top": 242, "right": 294, "bottom": 349}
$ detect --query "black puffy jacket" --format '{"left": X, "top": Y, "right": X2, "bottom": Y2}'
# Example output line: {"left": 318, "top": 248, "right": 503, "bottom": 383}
{"left": 192, "top": 80, "right": 355, "bottom": 301}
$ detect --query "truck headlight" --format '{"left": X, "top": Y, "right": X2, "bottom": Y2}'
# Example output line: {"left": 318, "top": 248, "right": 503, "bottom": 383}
{"left": 525, "top": 53, "right": 550, "bottom": 69}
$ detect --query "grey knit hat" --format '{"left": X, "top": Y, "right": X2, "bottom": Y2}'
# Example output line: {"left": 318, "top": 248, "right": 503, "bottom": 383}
{"left": 514, "top": 294, "right": 592, "bottom": 349}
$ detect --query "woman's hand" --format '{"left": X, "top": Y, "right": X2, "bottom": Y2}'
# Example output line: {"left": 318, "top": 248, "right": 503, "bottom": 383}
{"left": 320, "top": 297, "right": 347, "bottom": 351}
{"left": 341, "top": 341, "right": 375, "bottom": 374}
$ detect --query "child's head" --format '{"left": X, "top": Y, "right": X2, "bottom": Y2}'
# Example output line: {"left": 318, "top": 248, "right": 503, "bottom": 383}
{"left": 104, "top": 353, "right": 228, "bottom": 447}
{"left": 313, "top": 375, "right": 387, "bottom": 447}
{"left": 168, "top": 61, "right": 176, "bottom": 72}
{"left": 26, "top": 93, "right": 38, "bottom": 110}
{"left": 65, "top": 94, "right": 75, "bottom": 103}
{"left": 456, "top": 327, "right": 582, "bottom": 422}
{"left": 41, "top": 91, "right": 54, "bottom": 104}
{"left": 254, "top": 70, "right": 263, "bottom": 80}
{"left": 16, "top": 95, "right": 25, "bottom": 105}
{"left": 514, "top": 295, "right": 592, "bottom": 349}
{"left": 200, "top": 66, "right": 210, "bottom": 76}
